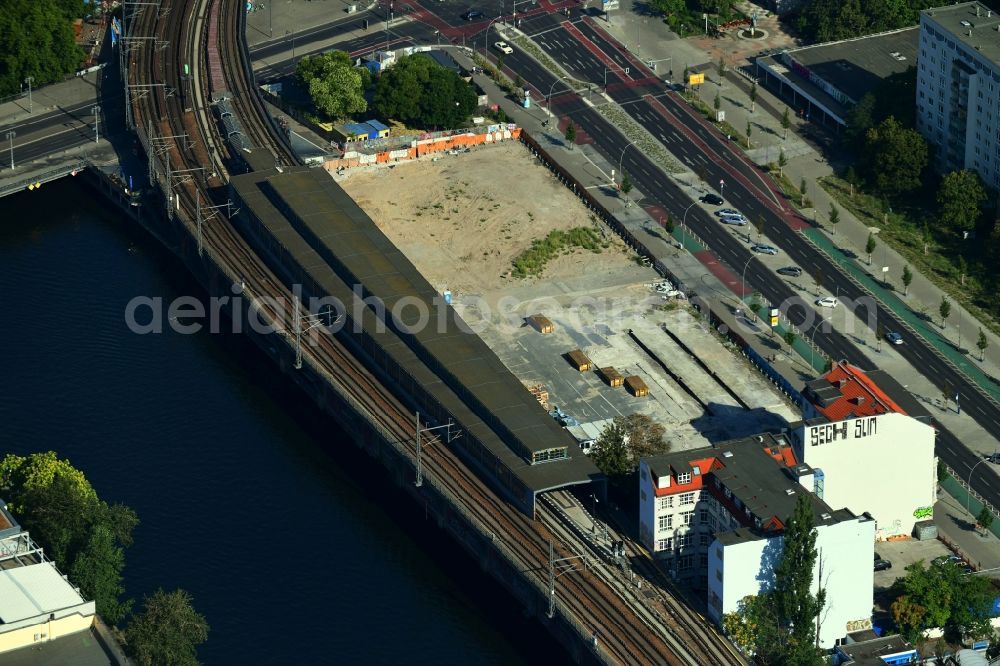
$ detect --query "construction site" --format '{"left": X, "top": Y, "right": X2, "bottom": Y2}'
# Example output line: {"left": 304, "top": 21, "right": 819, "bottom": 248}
{"left": 340, "top": 140, "right": 799, "bottom": 455}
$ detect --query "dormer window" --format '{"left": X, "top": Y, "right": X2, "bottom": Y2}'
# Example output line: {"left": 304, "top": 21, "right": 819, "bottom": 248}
{"left": 692, "top": 465, "right": 701, "bottom": 475}
{"left": 677, "top": 472, "right": 692, "bottom": 484}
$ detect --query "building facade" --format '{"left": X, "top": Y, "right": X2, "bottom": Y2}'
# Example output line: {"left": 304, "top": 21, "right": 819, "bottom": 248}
{"left": 639, "top": 434, "right": 875, "bottom": 648}
{"left": 796, "top": 362, "right": 937, "bottom": 540}
{"left": 916, "top": 2, "right": 1000, "bottom": 185}
{"left": 0, "top": 501, "right": 95, "bottom": 655}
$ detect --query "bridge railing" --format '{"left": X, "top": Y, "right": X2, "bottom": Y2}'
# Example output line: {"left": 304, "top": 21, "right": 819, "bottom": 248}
{"left": 0, "top": 159, "right": 89, "bottom": 199}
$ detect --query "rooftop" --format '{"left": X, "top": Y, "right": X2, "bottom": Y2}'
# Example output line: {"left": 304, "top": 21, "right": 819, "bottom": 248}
{"left": 229, "top": 167, "right": 601, "bottom": 497}
{"left": 803, "top": 361, "right": 908, "bottom": 421}
{"left": 0, "top": 563, "right": 87, "bottom": 624}
{"left": 836, "top": 632, "right": 918, "bottom": 665}
{"left": 922, "top": 1, "right": 1000, "bottom": 68}
{"left": 643, "top": 433, "right": 845, "bottom": 540}
{"left": 784, "top": 26, "right": 919, "bottom": 105}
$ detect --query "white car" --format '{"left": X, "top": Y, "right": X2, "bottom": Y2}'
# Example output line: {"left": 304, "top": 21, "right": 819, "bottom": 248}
{"left": 494, "top": 41, "right": 513, "bottom": 55}
{"left": 815, "top": 296, "right": 839, "bottom": 308}
{"left": 716, "top": 208, "right": 741, "bottom": 217}
{"left": 720, "top": 214, "right": 748, "bottom": 226}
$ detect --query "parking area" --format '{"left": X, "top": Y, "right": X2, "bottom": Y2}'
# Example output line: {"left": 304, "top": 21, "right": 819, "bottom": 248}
{"left": 873, "top": 537, "right": 953, "bottom": 591}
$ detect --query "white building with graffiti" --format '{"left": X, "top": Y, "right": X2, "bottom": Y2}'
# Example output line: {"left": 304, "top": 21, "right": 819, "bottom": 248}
{"left": 793, "top": 361, "right": 937, "bottom": 540}
{"left": 639, "top": 432, "right": 876, "bottom": 648}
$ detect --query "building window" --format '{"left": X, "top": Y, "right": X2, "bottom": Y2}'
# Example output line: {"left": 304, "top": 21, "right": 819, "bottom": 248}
{"left": 700, "top": 509, "right": 709, "bottom": 524}
{"left": 658, "top": 496, "right": 673, "bottom": 510}
{"left": 677, "top": 472, "right": 692, "bottom": 484}
{"left": 657, "top": 538, "right": 672, "bottom": 551}
{"left": 658, "top": 514, "right": 673, "bottom": 531}
{"left": 700, "top": 533, "right": 710, "bottom": 547}
{"left": 680, "top": 492, "right": 696, "bottom": 505}
{"left": 716, "top": 569, "right": 723, "bottom": 582}
{"left": 678, "top": 533, "right": 693, "bottom": 548}
{"left": 678, "top": 555, "right": 693, "bottom": 570}
{"left": 681, "top": 510, "right": 695, "bottom": 526}
{"left": 700, "top": 554, "right": 708, "bottom": 567}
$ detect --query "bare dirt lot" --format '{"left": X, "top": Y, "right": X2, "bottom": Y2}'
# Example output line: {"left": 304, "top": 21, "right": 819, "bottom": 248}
{"left": 339, "top": 141, "right": 636, "bottom": 299}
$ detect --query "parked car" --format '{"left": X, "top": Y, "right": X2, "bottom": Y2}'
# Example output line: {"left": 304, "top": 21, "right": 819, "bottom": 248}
{"left": 776, "top": 266, "right": 802, "bottom": 278}
{"left": 874, "top": 558, "right": 892, "bottom": 572}
{"left": 933, "top": 554, "right": 965, "bottom": 566}
{"left": 494, "top": 40, "right": 513, "bottom": 54}
{"left": 716, "top": 208, "right": 741, "bottom": 217}
{"left": 720, "top": 214, "right": 747, "bottom": 226}
{"left": 885, "top": 331, "right": 904, "bottom": 345}
{"left": 815, "top": 296, "right": 839, "bottom": 308}
{"left": 461, "top": 9, "right": 484, "bottom": 19}
{"left": 751, "top": 243, "right": 779, "bottom": 255}
{"left": 986, "top": 452, "right": 1000, "bottom": 464}
{"left": 700, "top": 193, "right": 724, "bottom": 206}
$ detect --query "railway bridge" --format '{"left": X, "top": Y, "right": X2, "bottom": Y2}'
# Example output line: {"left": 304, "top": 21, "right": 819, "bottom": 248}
{"left": 105, "top": 0, "right": 747, "bottom": 662}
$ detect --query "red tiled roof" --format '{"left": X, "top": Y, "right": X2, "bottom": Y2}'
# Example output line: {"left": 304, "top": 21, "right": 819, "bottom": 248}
{"left": 814, "top": 362, "right": 907, "bottom": 421}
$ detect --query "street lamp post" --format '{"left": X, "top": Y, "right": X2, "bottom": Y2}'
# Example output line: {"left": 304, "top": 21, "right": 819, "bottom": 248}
{"left": 24, "top": 76, "right": 33, "bottom": 113}
{"left": 5, "top": 130, "right": 14, "bottom": 170}
{"left": 590, "top": 494, "right": 598, "bottom": 533}
{"left": 92, "top": 105, "right": 101, "bottom": 143}
{"left": 741, "top": 256, "right": 755, "bottom": 306}
{"left": 618, "top": 140, "right": 637, "bottom": 187}
{"left": 547, "top": 76, "right": 567, "bottom": 117}
{"left": 719, "top": 178, "right": 725, "bottom": 199}
{"left": 681, "top": 201, "right": 697, "bottom": 249}
{"left": 967, "top": 459, "right": 989, "bottom": 516}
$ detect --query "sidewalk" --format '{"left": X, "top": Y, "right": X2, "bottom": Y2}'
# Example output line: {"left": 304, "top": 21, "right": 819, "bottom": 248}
{"left": 0, "top": 70, "right": 103, "bottom": 129}
{"left": 596, "top": 0, "right": 1000, "bottom": 412}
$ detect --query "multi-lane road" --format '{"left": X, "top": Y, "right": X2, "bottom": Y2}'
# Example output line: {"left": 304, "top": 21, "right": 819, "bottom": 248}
{"left": 263, "top": 3, "right": 1000, "bottom": 509}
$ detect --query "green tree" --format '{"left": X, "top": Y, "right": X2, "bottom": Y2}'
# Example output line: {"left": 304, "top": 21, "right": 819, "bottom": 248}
{"left": 845, "top": 92, "right": 876, "bottom": 150}
{"left": 781, "top": 106, "right": 791, "bottom": 140}
{"left": 937, "top": 170, "right": 987, "bottom": 236}
{"left": 939, "top": 296, "right": 951, "bottom": 329}
{"left": 828, "top": 204, "right": 839, "bottom": 233}
{"left": 799, "top": 178, "right": 808, "bottom": 206}
{"left": 123, "top": 588, "right": 210, "bottom": 666}
{"left": 714, "top": 92, "right": 721, "bottom": 112}
{"left": 722, "top": 495, "right": 826, "bottom": 664}
{"left": 649, "top": 0, "right": 685, "bottom": 16}
{"left": 777, "top": 148, "right": 787, "bottom": 177}
{"left": 866, "top": 232, "right": 877, "bottom": 266}
{"left": 717, "top": 56, "right": 726, "bottom": 83}
{"left": 296, "top": 51, "right": 367, "bottom": 119}
{"left": 977, "top": 327, "right": 988, "bottom": 361}
{"left": 782, "top": 329, "right": 797, "bottom": 355}
{"left": 564, "top": 120, "right": 576, "bottom": 148}
{"left": 977, "top": 507, "right": 994, "bottom": 534}
{"left": 902, "top": 265, "right": 913, "bottom": 296}
{"left": 0, "top": 0, "right": 85, "bottom": 96}
{"left": 749, "top": 82, "right": 757, "bottom": 112}
{"left": 621, "top": 172, "right": 633, "bottom": 197}
{"left": 772, "top": 494, "right": 826, "bottom": 663}
{"left": 745, "top": 120, "right": 752, "bottom": 148}
{"left": 0, "top": 452, "right": 138, "bottom": 624}
{"left": 70, "top": 524, "right": 131, "bottom": 625}
{"left": 863, "top": 116, "right": 928, "bottom": 198}
{"left": 592, "top": 415, "right": 667, "bottom": 477}
{"left": 891, "top": 559, "right": 995, "bottom": 643}
{"left": 374, "top": 55, "right": 477, "bottom": 130}
{"left": 593, "top": 420, "right": 630, "bottom": 477}
{"left": 754, "top": 215, "right": 765, "bottom": 241}
{"left": 619, "top": 413, "right": 668, "bottom": 460}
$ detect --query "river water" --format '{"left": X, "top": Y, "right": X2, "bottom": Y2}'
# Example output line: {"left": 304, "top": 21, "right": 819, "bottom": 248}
{"left": 0, "top": 179, "right": 566, "bottom": 665}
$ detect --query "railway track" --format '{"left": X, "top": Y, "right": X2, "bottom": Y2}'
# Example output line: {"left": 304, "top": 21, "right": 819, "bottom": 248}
{"left": 123, "top": 0, "right": 746, "bottom": 662}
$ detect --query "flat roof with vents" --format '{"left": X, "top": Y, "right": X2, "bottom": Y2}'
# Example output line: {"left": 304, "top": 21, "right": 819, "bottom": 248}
{"left": 923, "top": 2, "right": 1000, "bottom": 68}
